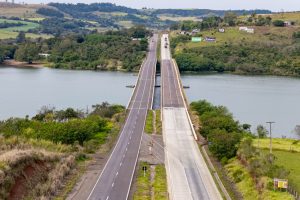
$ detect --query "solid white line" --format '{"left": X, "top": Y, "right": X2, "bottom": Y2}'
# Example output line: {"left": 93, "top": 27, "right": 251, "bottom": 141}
{"left": 106, "top": 196, "right": 109, "bottom": 200}
{"left": 116, "top": 172, "right": 118, "bottom": 177}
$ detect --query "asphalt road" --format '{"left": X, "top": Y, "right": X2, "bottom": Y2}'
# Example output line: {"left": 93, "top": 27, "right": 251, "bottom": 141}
{"left": 161, "top": 35, "right": 184, "bottom": 108}
{"left": 161, "top": 34, "right": 222, "bottom": 200}
{"left": 87, "top": 34, "right": 158, "bottom": 200}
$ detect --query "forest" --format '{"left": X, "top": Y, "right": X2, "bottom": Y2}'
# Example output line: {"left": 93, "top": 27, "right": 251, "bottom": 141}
{"left": 1, "top": 26, "right": 150, "bottom": 71}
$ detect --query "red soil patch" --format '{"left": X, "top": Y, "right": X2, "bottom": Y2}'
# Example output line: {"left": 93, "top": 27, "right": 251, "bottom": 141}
{"left": 9, "top": 161, "right": 49, "bottom": 200}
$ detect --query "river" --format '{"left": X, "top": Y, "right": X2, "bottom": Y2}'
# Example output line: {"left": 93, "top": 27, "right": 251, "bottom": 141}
{"left": 1, "top": 66, "right": 299, "bottom": 138}
{"left": 0, "top": 66, "right": 136, "bottom": 119}
{"left": 181, "top": 73, "right": 300, "bottom": 138}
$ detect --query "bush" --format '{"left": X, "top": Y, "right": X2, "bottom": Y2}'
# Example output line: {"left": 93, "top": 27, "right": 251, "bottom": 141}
{"left": 273, "top": 20, "right": 285, "bottom": 27}
{"left": 191, "top": 100, "right": 244, "bottom": 159}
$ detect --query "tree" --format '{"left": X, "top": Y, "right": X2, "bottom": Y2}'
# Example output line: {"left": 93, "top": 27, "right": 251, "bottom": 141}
{"left": 16, "top": 31, "right": 26, "bottom": 43}
{"left": 0, "top": 48, "right": 4, "bottom": 63}
{"left": 224, "top": 12, "right": 238, "bottom": 26}
{"left": 208, "top": 129, "right": 241, "bottom": 160}
{"left": 257, "top": 125, "right": 268, "bottom": 138}
{"left": 294, "top": 125, "right": 300, "bottom": 138}
{"left": 14, "top": 42, "right": 40, "bottom": 64}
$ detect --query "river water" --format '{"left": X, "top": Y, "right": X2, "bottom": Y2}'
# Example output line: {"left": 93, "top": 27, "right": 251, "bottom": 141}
{"left": 181, "top": 74, "right": 300, "bottom": 138}
{"left": 1, "top": 66, "right": 299, "bottom": 138}
{"left": 0, "top": 66, "right": 136, "bottom": 119}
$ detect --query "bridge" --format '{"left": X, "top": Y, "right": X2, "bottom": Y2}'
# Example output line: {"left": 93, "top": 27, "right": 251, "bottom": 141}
{"left": 161, "top": 34, "right": 222, "bottom": 200}
{"left": 85, "top": 33, "right": 222, "bottom": 200}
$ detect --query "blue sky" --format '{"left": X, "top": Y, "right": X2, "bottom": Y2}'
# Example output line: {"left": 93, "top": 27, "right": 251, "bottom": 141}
{"left": 20, "top": 0, "right": 300, "bottom": 12}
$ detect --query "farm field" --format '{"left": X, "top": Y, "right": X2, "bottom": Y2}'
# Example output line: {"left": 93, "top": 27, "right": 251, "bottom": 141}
{"left": 0, "top": 18, "right": 52, "bottom": 39}
{"left": 253, "top": 138, "right": 300, "bottom": 153}
{"left": 0, "top": 3, "right": 45, "bottom": 18}
{"left": 158, "top": 14, "right": 203, "bottom": 21}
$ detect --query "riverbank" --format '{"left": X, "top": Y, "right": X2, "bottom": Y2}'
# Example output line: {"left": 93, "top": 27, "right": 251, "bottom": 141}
{"left": 1, "top": 59, "right": 44, "bottom": 68}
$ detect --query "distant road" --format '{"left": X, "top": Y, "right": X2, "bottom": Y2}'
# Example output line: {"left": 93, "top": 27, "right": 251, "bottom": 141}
{"left": 87, "top": 34, "right": 158, "bottom": 200}
{"left": 161, "top": 34, "right": 222, "bottom": 200}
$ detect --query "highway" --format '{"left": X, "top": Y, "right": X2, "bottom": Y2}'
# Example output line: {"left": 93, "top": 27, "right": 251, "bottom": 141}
{"left": 87, "top": 34, "right": 158, "bottom": 200}
{"left": 161, "top": 34, "right": 222, "bottom": 200}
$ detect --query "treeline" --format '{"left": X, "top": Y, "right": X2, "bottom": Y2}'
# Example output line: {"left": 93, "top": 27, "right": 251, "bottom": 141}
{"left": 46, "top": 28, "right": 149, "bottom": 70}
{"left": 191, "top": 100, "right": 291, "bottom": 197}
{"left": 0, "top": 102, "right": 125, "bottom": 146}
{"left": 36, "top": 7, "right": 64, "bottom": 18}
{"left": 28, "top": 17, "right": 95, "bottom": 36}
{"left": 151, "top": 9, "right": 271, "bottom": 17}
{"left": 0, "top": 44, "right": 15, "bottom": 63}
{"left": 191, "top": 100, "right": 250, "bottom": 162}
{"left": 173, "top": 37, "right": 300, "bottom": 76}
{"left": 171, "top": 13, "right": 275, "bottom": 31}
{"left": 0, "top": 21, "right": 25, "bottom": 28}
{"left": 49, "top": 3, "right": 139, "bottom": 15}
{"left": 8, "top": 26, "right": 150, "bottom": 71}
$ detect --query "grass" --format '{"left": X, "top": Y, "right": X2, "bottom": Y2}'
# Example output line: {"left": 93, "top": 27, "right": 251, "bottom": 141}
{"left": 133, "top": 162, "right": 151, "bottom": 200}
{"left": 225, "top": 158, "right": 294, "bottom": 200}
{"left": 145, "top": 110, "right": 154, "bottom": 134}
{"left": 153, "top": 165, "right": 168, "bottom": 200}
{"left": 117, "top": 20, "right": 134, "bottom": 28}
{"left": 0, "top": 18, "right": 39, "bottom": 31}
{"left": 158, "top": 14, "right": 202, "bottom": 22}
{"left": 155, "top": 110, "right": 162, "bottom": 135}
{"left": 260, "top": 12, "right": 300, "bottom": 25}
{"left": 173, "top": 26, "right": 300, "bottom": 54}
{"left": 26, "top": 17, "right": 45, "bottom": 22}
{"left": 54, "top": 160, "right": 87, "bottom": 200}
{"left": 133, "top": 163, "right": 167, "bottom": 200}
{"left": 253, "top": 138, "right": 300, "bottom": 152}
{"left": 0, "top": 18, "right": 51, "bottom": 39}
{"left": 0, "top": 4, "right": 44, "bottom": 18}
{"left": 262, "top": 149, "right": 300, "bottom": 195}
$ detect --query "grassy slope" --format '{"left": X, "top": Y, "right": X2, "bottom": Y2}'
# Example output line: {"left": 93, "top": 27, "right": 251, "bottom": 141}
{"left": 225, "top": 158, "right": 294, "bottom": 200}
{"left": 158, "top": 14, "right": 202, "bottom": 22}
{"left": 262, "top": 149, "right": 300, "bottom": 194}
{"left": 174, "top": 26, "right": 299, "bottom": 53}
{"left": 0, "top": 18, "right": 52, "bottom": 39}
{"left": 255, "top": 138, "right": 300, "bottom": 193}
{"left": 253, "top": 138, "right": 300, "bottom": 152}
{"left": 0, "top": 3, "right": 45, "bottom": 18}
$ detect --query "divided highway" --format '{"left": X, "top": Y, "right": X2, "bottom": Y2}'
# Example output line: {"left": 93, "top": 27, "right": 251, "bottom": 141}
{"left": 87, "top": 34, "right": 158, "bottom": 200}
{"left": 161, "top": 34, "right": 222, "bottom": 200}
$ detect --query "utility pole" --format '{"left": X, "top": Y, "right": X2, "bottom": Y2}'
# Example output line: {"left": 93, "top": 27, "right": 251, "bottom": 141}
{"left": 266, "top": 122, "right": 275, "bottom": 154}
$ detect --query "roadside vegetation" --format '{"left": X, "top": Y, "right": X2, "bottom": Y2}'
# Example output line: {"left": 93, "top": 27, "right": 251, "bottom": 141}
{"left": 0, "top": 102, "right": 125, "bottom": 199}
{"left": 191, "top": 100, "right": 296, "bottom": 199}
{"left": 133, "top": 162, "right": 167, "bottom": 200}
{"left": 171, "top": 12, "right": 300, "bottom": 77}
{"left": 155, "top": 110, "right": 162, "bottom": 135}
{"left": 145, "top": 110, "right": 154, "bottom": 134}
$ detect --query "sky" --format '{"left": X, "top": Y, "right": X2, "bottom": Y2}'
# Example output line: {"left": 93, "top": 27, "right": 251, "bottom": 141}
{"left": 17, "top": 0, "right": 300, "bottom": 12}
